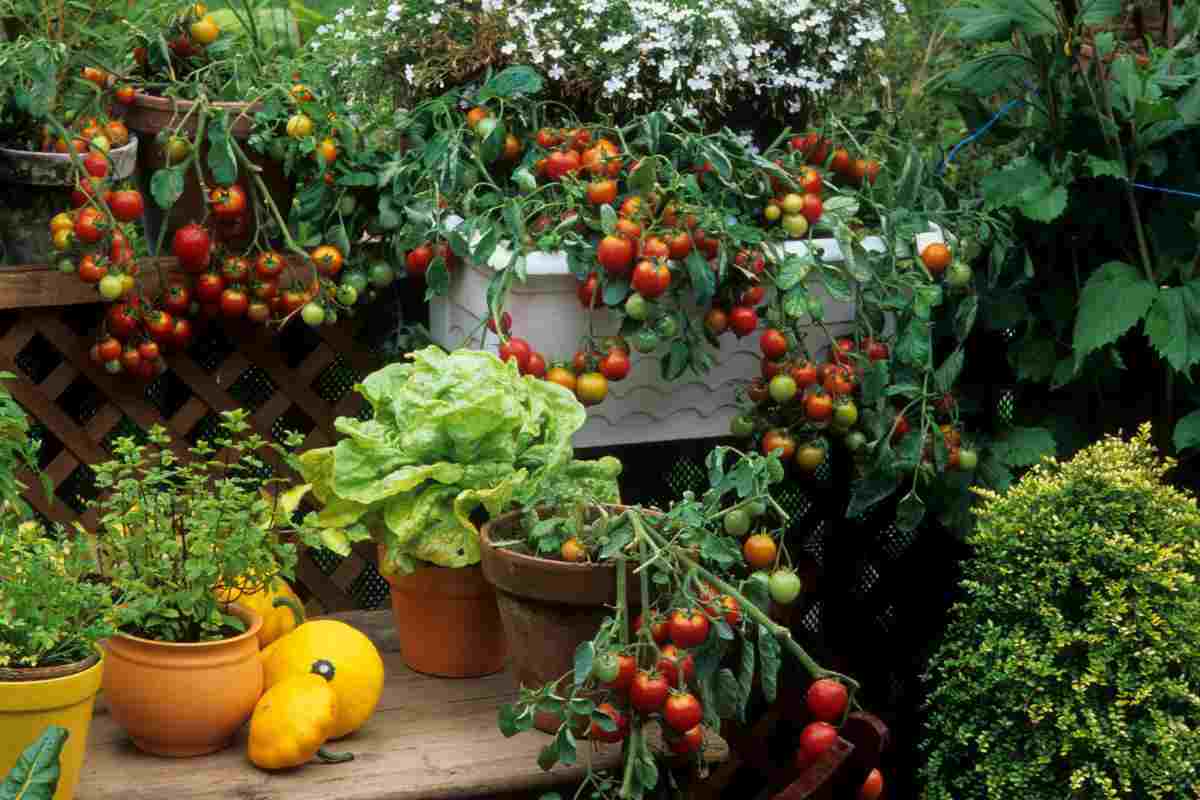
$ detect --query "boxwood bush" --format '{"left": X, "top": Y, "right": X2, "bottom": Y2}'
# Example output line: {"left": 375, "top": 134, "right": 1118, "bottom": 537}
{"left": 920, "top": 424, "right": 1200, "bottom": 799}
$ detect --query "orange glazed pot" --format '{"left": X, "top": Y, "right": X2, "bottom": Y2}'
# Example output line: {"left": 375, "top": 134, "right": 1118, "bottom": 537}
{"left": 381, "top": 546, "right": 507, "bottom": 678}
{"left": 100, "top": 604, "right": 263, "bottom": 757}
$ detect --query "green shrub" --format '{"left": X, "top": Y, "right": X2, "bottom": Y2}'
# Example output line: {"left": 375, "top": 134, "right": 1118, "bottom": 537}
{"left": 920, "top": 424, "right": 1200, "bottom": 800}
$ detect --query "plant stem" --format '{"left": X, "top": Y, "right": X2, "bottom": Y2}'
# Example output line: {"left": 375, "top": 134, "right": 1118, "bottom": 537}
{"left": 618, "top": 725, "right": 642, "bottom": 800}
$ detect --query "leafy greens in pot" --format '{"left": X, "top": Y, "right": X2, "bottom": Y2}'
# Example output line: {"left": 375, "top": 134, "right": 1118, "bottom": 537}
{"left": 298, "top": 346, "right": 621, "bottom": 574}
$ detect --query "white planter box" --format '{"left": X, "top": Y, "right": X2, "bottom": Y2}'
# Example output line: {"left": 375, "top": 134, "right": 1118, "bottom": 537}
{"left": 428, "top": 235, "right": 896, "bottom": 448}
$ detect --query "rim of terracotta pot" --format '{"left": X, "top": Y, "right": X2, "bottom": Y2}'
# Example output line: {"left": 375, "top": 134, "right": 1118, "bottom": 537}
{"left": 480, "top": 505, "right": 651, "bottom": 607}
{"left": 108, "top": 603, "right": 262, "bottom": 653}
{"left": 0, "top": 650, "right": 101, "bottom": 683}
{"left": 127, "top": 91, "right": 261, "bottom": 137}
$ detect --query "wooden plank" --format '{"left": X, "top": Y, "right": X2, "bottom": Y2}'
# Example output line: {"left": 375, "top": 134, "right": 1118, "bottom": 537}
{"left": 295, "top": 552, "right": 357, "bottom": 613}
{"left": 39, "top": 360, "right": 79, "bottom": 401}
{"left": 45, "top": 449, "right": 81, "bottom": 488}
{"left": 84, "top": 403, "right": 123, "bottom": 444}
{"left": 0, "top": 315, "right": 40, "bottom": 361}
{"left": 80, "top": 610, "right": 725, "bottom": 800}
{"left": 0, "top": 364, "right": 112, "bottom": 475}
{"left": 237, "top": 335, "right": 337, "bottom": 431}
{"left": 294, "top": 340, "right": 338, "bottom": 385}
{"left": 329, "top": 551, "right": 367, "bottom": 593}
{"left": 317, "top": 324, "right": 377, "bottom": 377}
{"left": 166, "top": 396, "right": 208, "bottom": 437}
{"left": 17, "top": 468, "right": 74, "bottom": 526}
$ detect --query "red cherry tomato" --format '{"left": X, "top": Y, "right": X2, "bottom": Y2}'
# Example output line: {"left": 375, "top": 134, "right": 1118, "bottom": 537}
{"left": 668, "top": 609, "right": 711, "bottom": 649}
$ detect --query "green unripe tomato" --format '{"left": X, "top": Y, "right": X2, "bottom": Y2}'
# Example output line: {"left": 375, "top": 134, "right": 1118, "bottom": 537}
{"left": 944, "top": 260, "right": 973, "bottom": 289}
{"left": 845, "top": 430, "right": 867, "bottom": 453}
{"left": 747, "top": 500, "right": 767, "bottom": 518}
{"left": 633, "top": 329, "right": 659, "bottom": 354}
{"left": 368, "top": 262, "right": 394, "bottom": 288}
{"left": 723, "top": 508, "right": 751, "bottom": 537}
{"left": 625, "top": 293, "right": 649, "bottom": 321}
{"left": 768, "top": 569, "right": 803, "bottom": 605}
{"left": 591, "top": 651, "right": 620, "bottom": 683}
{"left": 301, "top": 302, "right": 326, "bottom": 327}
{"left": 342, "top": 270, "right": 369, "bottom": 293}
{"left": 655, "top": 315, "right": 679, "bottom": 338}
{"left": 769, "top": 374, "right": 798, "bottom": 404}
{"left": 338, "top": 195, "right": 357, "bottom": 215}
{"left": 57, "top": 258, "right": 76, "bottom": 274}
{"left": 336, "top": 284, "right": 359, "bottom": 306}
{"left": 958, "top": 448, "right": 978, "bottom": 470}
{"left": 730, "top": 413, "right": 755, "bottom": 438}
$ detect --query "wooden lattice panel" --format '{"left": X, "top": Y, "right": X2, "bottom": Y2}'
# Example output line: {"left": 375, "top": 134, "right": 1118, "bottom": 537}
{"left": 0, "top": 262, "right": 392, "bottom": 614}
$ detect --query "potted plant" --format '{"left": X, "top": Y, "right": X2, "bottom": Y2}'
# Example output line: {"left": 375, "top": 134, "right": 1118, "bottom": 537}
{"left": 89, "top": 408, "right": 314, "bottom": 758}
{"left": 0, "top": 2, "right": 144, "bottom": 264}
{"left": 495, "top": 445, "right": 871, "bottom": 798}
{"left": 920, "top": 424, "right": 1200, "bottom": 799}
{"left": 296, "top": 345, "right": 622, "bottom": 678}
{"left": 0, "top": 519, "right": 115, "bottom": 800}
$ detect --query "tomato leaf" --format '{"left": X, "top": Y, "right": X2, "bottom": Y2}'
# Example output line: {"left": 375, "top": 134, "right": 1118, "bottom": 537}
{"left": 1073, "top": 261, "right": 1157, "bottom": 359}
{"left": 0, "top": 725, "right": 67, "bottom": 800}
{"left": 149, "top": 167, "right": 185, "bottom": 212}
{"left": 497, "top": 703, "right": 526, "bottom": 737}
{"left": 686, "top": 249, "right": 716, "bottom": 307}
{"left": 756, "top": 624, "right": 781, "bottom": 703}
{"left": 821, "top": 267, "right": 852, "bottom": 302}
{"left": 846, "top": 470, "right": 901, "bottom": 519}
{"left": 555, "top": 726, "right": 577, "bottom": 766}
{"left": 573, "top": 641, "right": 595, "bottom": 688}
{"left": 912, "top": 285, "right": 943, "bottom": 320}
{"left": 599, "top": 203, "right": 617, "bottom": 236}
{"left": 641, "top": 112, "right": 665, "bottom": 154}
{"left": 714, "top": 668, "right": 740, "bottom": 718}
{"left": 205, "top": 116, "right": 238, "bottom": 186}
{"left": 327, "top": 223, "right": 351, "bottom": 257}
{"left": 662, "top": 340, "right": 690, "bottom": 381}
{"left": 978, "top": 452, "right": 1014, "bottom": 492}
{"left": 536, "top": 743, "right": 558, "bottom": 772}
{"left": 736, "top": 630, "right": 756, "bottom": 720}
{"left": 603, "top": 277, "right": 629, "bottom": 307}
{"left": 861, "top": 360, "right": 889, "bottom": 408}
{"left": 776, "top": 254, "right": 814, "bottom": 291}
{"left": 895, "top": 317, "right": 932, "bottom": 367}
{"left": 480, "top": 120, "right": 506, "bottom": 164}
{"left": 629, "top": 158, "right": 656, "bottom": 196}
{"left": 934, "top": 349, "right": 964, "bottom": 393}
{"left": 895, "top": 491, "right": 926, "bottom": 532}
{"left": 699, "top": 534, "right": 742, "bottom": 570}
{"left": 424, "top": 259, "right": 449, "bottom": 298}
{"left": 634, "top": 751, "right": 659, "bottom": 793}
{"left": 377, "top": 195, "right": 401, "bottom": 230}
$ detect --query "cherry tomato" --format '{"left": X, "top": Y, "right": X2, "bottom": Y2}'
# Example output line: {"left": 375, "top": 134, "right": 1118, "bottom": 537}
{"left": 858, "top": 769, "right": 884, "bottom": 800}
{"left": 704, "top": 308, "right": 729, "bottom": 336}
{"left": 255, "top": 250, "right": 285, "bottom": 280}
{"left": 663, "top": 692, "right": 703, "bottom": 732}
{"left": 631, "top": 259, "right": 670, "bottom": 299}
{"left": 108, "top": 189, "right": 144, "bottom": 222}
{"left": 769, "top": 569, "right": 803, "bottom": 604}
{"left": 743, "top": 534, "right": 778, "bottom": 570}
{"left": 599, "top": 349, "right": 631, "bottom": 382}
{"left": 657, "top": 645, "right": 696, "bottom": 687}
{"left": 209, "top": 184, "right": 247, "bottom": 219}
{"left": 728, "top": 306, "right": 758, "bottom": 338}
{"left": 718, "top": 595, "right": 741, "bottom": 627}
{"left": 806, "top": 678, "right": 849, "bottom": 723}
{"left": 577, "top": 273, "right": 600, "bottom": 308}
{"left": 173, "top": 223, "right": 211, "bottom": 271}
{"left": 604, "top": 653, "right": 636, "bottom": 691}
{"left": 591, "top": 652, "right": 620, "bottom": 683}
{"left": 525, "top": 352, "right": 547, "bottom": 379}
{"left": 761, "top": 430, "right": 796, "bottom": 461}
{"left": 589, "top": 703, "right": 628, "bottom": 743}
{"left": 634, "top": 611, "right": 669, "bottom": 644}
{"left": 805, "top": 391, "right": 834, "bottom": 422}
{"left": 143, "top": 310, "right": 174, "bottom": 342}
{"left": 630, "top": 670, "right": 670, "bottom": 713}
{"left": 545, "top": 366, "right": 577, "bottom": 394}
{"left": 795, "top": 721, "right": 839, "bottom": 766}
{"left": 576, "top": 372, "right": 608, "bottom": 406}
{"left": 597, "top": 235, "right": 635, "bottom": 276}
{"left": 668, "top": 609, "right": 711, "bottom": 648}
{"left": 668, "top": 725, "right": 704, "bottom": 756}
{"left": 498, "top": 337, "right": 532, "bottom": 372}
{"left": 760, "top": 328, "right": 788, "bottom": 360}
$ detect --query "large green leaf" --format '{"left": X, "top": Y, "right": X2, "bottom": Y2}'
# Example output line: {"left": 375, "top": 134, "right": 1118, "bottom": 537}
{"left": 477, "top": 66, "right": 544, "bottom": 102}
{"left": 990, "top": 426, "right": 1056, "bottom": 467}
{"left": 1073, "top": 262, "right": 1157, "bottom": 358}
{"left": 1, "top": 726, "right": 67, "bottom": 800}
{"left": 1145, "top": 282, "right": 1200, "bottom": 372}
{"left": 1173, "top": 409, "right": 1200, "bottom": 452}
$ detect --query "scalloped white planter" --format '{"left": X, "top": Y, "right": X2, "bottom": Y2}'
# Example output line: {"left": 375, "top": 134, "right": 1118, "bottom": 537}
{"left": 429, "top": 235, "right": 896, "bottom": 448}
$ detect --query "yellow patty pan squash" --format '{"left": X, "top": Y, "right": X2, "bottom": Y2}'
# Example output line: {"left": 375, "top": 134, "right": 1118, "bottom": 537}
{"left": 261, "top": 600, "right": 385, "bottom": 739}
{"left": 216, "top": 574, "right": 304, "bottom": 650}
{"left": 248, "top": 659, "right": 354, "bottom": 770}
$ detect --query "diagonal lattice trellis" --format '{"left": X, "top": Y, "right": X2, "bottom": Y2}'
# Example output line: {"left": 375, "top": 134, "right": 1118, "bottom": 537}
{"left": 0, "top": 262, "right": 395, "bottom": 614}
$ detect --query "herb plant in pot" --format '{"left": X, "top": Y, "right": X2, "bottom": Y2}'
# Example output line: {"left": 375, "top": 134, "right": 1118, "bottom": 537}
{"left": 298, "top": 345, "right": 621, "bottom": 678}
{"left": 90, "top": 410, "right": 309, "bottom": 758}
{"left": 0, "top": 521, "right": 115, "bottom": 800}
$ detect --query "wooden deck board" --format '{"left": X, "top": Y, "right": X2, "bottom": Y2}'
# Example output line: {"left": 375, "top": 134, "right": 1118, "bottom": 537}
{"left": 77, "top": 610, "right": 623, "bottom": 800}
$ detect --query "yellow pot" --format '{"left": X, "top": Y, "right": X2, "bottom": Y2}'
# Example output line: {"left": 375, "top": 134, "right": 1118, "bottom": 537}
{"left": 0, "top": 651, "right": 104, "bottom": 800}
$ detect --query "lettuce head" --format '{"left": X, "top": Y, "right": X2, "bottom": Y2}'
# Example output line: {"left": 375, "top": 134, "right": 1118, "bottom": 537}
{"left": 298, "top": 346, "right": 621, "bottom": 574}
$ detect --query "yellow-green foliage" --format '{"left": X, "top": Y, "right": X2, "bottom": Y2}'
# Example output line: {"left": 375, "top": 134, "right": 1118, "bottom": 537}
{"left": 920, "top": 424, "right": 1200, "bottom": 799}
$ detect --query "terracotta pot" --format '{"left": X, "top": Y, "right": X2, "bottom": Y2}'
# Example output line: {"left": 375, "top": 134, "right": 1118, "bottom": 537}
{"left": 100, "top": 604, "right": 263, "bottom": 757}
{"left": 123, "top": 92, "right": 292, "bottom": 248}
{"left": 381, "top": 546, "right": 507, "bottom": 678}
{"left": 0, "top": 652, "right": 104, "bottom": 800}
{"left": 479, "top": 506, "right": 646, "bottom": 732}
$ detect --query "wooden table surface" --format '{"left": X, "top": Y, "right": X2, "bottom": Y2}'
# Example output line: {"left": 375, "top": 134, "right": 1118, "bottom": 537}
{"left": 76, "top": 610, "right": 622, "bottom": 800}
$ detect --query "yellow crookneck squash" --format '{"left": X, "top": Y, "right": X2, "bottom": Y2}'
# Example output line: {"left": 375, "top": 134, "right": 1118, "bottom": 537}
{"left": 261, "top": 598, "right": 385, "bottom": 739}
{"left": 216, "top": 574, "right": 304, "bottom": 650}
{"left": 248, "top": 659, "right": 355, "bottom": 770}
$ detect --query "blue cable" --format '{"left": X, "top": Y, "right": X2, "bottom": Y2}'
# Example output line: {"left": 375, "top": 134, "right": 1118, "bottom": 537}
{"left": 937, "top": 97, "right": 1027, "bottom": 174}
{"left": 1132, "top": 182, "right": 1200, "bottom": 201}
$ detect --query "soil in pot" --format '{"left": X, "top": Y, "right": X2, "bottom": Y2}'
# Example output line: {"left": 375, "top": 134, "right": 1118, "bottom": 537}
{"left": 479, "top": 506, "right": 646, "bottom": 732}
{"left": 100, "top": 604, "right": 263, "bottom": 757}
{"left": 123, "top": 93, "right": 292, "bottom": 249}
{"left": 381, "top": 547, "right": 507, "bottom": 679}
{"left": 0, "top": 652, "right": 104, "bottom": 800}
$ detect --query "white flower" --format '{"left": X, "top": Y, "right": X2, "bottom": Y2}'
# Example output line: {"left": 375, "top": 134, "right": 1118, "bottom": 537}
{"left": 549, "top": 64, "right": 565, "bottom": 79}
{"left": 385, "top": 3, "right": 403, "bottom": 21}
{"left": 501, "top": 42, "right": 517, "bottom": 55}
{"left": 603, "top": 75, "right": 626, "bottom": 94}
{"left": 428, "top": 11, "right": 442, "bottom": 23}
{"left": 405, "top": 64, "right": 415, "bottom": 83}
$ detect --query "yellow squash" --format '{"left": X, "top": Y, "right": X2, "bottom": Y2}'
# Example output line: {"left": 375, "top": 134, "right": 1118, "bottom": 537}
{"left": 247, "top": 659, "right": 354, "bottom": 770}
{"left": 216, "top": 575, "right": 304, "bottom": 650}
{"left": 261, "top": 600, "right": 385, "bottom": 739}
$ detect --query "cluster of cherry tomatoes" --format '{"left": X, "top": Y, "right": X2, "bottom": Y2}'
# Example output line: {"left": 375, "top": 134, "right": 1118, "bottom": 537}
{"left": 795, "top": 679, "right": 886, "bottom": 799}
{"left": 132, "top": 3, "right": 222, "bottom": 74}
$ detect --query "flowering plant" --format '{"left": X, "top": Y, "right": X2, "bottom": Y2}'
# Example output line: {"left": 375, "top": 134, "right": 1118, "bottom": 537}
{"left": 301, "top": 0, "right": 892, "bottom": 124}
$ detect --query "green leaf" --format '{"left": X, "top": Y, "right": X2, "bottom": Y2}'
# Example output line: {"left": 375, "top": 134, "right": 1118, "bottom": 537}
{"left": 1145, "top": 282, "right": 1200, "bottom": 372}
{"left": 1010, "top": 335, "right": 1057, "bottom": 382}
{"left": 912, "top": 285, "right": 943, "bottom": 320}
{"left": 895, "top": 491, "right": 925, "bottom": 532}
{"left": 573, "top": 640, "right": 594, "bottom": 688}
{"left": 934, "top": 350, "right": 964, "bottom": 392}
{"left": 955, "top": 295, "right": 979, "bottom": 341}
{"left": 979, "top": 156, "right": 1067, "bottom": 222}
{"left": 327, "top": 223, "right": 351, "bottom": 257}
{"left": 756, "top": 624, "right": 781, "bottom": 703}
{"left": 946, "top": 2, "right": 1018, "bottom": 40}
{"left": 978, "top": 452, "right": 1014, "bottom": 492}
{"left": 205, "top": 116, "right": 238, "bottom": 186}
{"left": 662, "top": 340, "right": 690, "bottom": 381}
{"left": 783, "top": 286, "right": 810, "bottom": 318}
{"left": 1080, "top": 0, "right": 1122, "bottom": 24}
{"left": 603, "top": 278, "right": 629, "bottom": 307}
{"left": 1173, "top": 409, "right": 1200, "bottom": 451}
{"left": 1073, "top": 261, "right": 1157, "bottom": 358}
{"left": 537, "top": 743, "right": 558, "bottom": 772}
{"left": 736, "top": 630, "right": 756, "bottom": 720}
{"left": 991, "top": 426, "right": 1056, "bottom": 467}
{"left": 629, "top": 158, "right": 656, "bottom": 196}
{"left": 1110, "top": 56, "right": 1142, "bottom": 117}
{"left": 861, "top": 360, "right": 889, "bottom": 408}
{"left": 477, "top": 66, "right": 543, "bottom": 101}
{"left": 686, "top": 249, "right": 716, "bottom": 307}
{"left": 149, "top": 168, "right": 185, "bottom": 211}
{"left": 714, "top": 668, "right": 741, "bottom": 718}
{"left": 1084, "top": 156, "right": 1126, "bottom": 180}
{"left": 822, "top": 269, "right": 852, "bottom": 302}
{"left": 1, "top": 725, "right": 68, "bottom": 800}
{"left": 599, "top": 204, "right": 617, "bottom": 235}
{"left": 846, "top": 470, "right": 900, "bottom": 519}
{"left": 498, "top": 704, "right": 524, "bottom": 737}
{"left": 895, "top": 318, "right": 932, "bottom": 367}
{"left": 776, "top": 254, "right": 814, "bottom": 291}
{"left": 893, "top": 146, "right": 925, "bottom": 210}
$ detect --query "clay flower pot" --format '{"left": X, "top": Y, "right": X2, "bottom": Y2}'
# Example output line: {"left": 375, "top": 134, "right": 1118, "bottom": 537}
{"left": 100, "top": 604, "right": 263, "bottom": 757}
{"left": 479, "top": 506, "right": 646, "bottom": 732}
{"left": 381, "top": 545, "right": 507, "bottom": 678}
{"left": 0, "top": 651, "right": 104, "bottom": 800}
